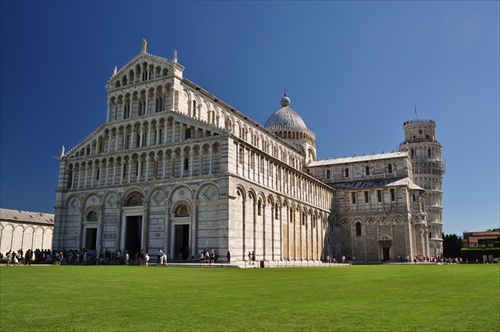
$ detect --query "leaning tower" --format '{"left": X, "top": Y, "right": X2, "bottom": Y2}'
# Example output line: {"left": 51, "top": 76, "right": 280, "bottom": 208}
{"left": 399, "top": 119, "right": 445, "bottom": 257}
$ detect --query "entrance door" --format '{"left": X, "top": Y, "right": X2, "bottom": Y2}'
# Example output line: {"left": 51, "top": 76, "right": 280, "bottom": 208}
{"left": 383, "top": 247, "right": 390, "bottom": 261}
{"left": 85, "top": 228, "right": 97, "bottom": 250}
{"left": 174, "top": 225, "right": 190, "bottom": 260}
{"left": 125, "top": 216, "right": 142, "bottom": 259}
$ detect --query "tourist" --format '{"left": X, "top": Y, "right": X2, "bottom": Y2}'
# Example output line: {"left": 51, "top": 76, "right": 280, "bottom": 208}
{"left": 157, "top": 249, "right": 162, "bottom": 266}
{"left": 24, "top": 249, "right": 32, "bottom": 266}
{"left": 161, "top": 251, "right": 168, "bottom": 266}
{"left": 227, "top": 250, "right": 231, "bottom": 263}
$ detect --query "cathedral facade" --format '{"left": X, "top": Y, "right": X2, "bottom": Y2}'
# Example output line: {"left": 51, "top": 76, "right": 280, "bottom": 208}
{"left": 53, "top": 43, "right": 444, "bottom": 263}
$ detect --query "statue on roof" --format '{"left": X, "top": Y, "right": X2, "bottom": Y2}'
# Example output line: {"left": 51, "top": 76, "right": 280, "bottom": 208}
{"left": 173, "top": 49, "right": 178, "bottom": 63}
{"left": 142, "top": 39, "right": 147, "bottom": 53}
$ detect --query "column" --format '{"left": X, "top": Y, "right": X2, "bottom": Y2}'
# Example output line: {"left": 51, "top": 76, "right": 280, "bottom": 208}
{"left": 172, "top": 121, "right": 176, "bottom": 142}
{"left": 155, "top": 125, "right": 159, "bottom": 145}
{"left": 162, "top": 155, "right": 167, "bottom": 180}
{"left": 127, "top": 158, "right": 132, "bottom": 184}
{"left": 76, "top": 165, "right": 82, "bottom": 189}
{"left": 91, "top": 164, "right": 96, "bottom": 187}
{"left": 137, "top": 157, "right": 143, "bottom": 182}
{"left": 262, "top": 201, "right": 266, "bottom": 260}
{"left": 96, "top": 206, "right": 104, "bottom": 253}
{"left": 189, "top": 150, "right": 194, "bottom": 176}
{"left": 107, "top": 132, "right": 112, "bottom": 153}
{"left": 191, "top": 199, "right": 198, "bottom": 256}
{"left": 83, "top": 164, "right": 88, "bottom": 188}
{"left": 142, "top": 202, "right": 149, "bottom": 254}
{"left": 120, "top": 160, "right": 125, "bottom": 184}
{"left": 104, "top": 162, "right": 109, "bottom": 186}
{"left": 209, "top": 146, "right": 213, "bottom": 175}
{"left": 123, "top": 130, "right": 127, "bottom": 149}
{"left": 180, "top": 151, "right": 185, "bottom": 177}
{"left": 145, "top": 156, "right": 151, "bottom": 181}
{"left": 112, "top": 161, "right": 117, "bottom": 185}
{"left": 116, "top": 204, "right": 123, "bottom": 252}
{"left": 139, "top": 126, "right": 144, "bottom": 147}
{"left": 171, "top": 155, "right": 176, "bottom": 178}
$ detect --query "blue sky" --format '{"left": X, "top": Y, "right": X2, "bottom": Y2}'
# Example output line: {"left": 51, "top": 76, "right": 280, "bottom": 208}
{"left": 1, "top": 1, "right": 498, "bottom": 235}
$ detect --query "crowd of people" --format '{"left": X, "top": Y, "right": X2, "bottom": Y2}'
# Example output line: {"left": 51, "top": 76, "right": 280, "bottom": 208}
{"left": 1, "top": 248, "right": 53, "bottom": 265}
{"left": 1, "top": 249, "right": 471, "bottom": 266}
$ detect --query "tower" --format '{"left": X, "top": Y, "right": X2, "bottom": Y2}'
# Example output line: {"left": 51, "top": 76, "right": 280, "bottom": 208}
{"left": 399, "top": 119, "right": 445, "bottom": 257}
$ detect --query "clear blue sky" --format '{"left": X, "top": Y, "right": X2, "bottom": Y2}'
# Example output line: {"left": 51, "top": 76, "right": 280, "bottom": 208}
{"left": 1, "top": 1, "right": 498, "bottom": 236}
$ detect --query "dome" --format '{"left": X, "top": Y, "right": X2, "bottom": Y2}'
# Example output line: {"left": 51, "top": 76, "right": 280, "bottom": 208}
{"left": 264, "top": 94, "right": 309, "bottom": 131}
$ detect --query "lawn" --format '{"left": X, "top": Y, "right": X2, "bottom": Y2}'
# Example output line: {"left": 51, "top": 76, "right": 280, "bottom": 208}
{"left": 1, "top": 264, "right": 498, "bottom": 331}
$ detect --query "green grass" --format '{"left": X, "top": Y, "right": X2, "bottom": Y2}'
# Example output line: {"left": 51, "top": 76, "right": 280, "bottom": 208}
{"left": 1, "top": 264, "right": 498, "bottom": 331}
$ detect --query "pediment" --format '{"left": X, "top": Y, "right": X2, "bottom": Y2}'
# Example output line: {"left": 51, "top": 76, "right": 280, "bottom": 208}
{"left": 106, "top": 52, "right": 183, "bottom": 91}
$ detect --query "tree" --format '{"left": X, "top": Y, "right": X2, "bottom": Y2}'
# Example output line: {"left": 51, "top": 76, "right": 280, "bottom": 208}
{"left": 442, "top": 233, "right": 462, "bottom": 258}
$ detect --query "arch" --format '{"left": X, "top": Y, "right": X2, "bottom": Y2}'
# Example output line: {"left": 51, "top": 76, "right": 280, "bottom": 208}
{"left": 86, "top": 210, "right": 98, "bottom": 221}
{"left": 168, "top": 184, "right": 194, "bottom": 201}
{"left": 235, "top": 185, "right": 247, "bottom": 201}
{"left": 355, "top": 221, "right": 362, "bottom": 236}
{"left": 83, "top": 193, "right": 101, "bottom": 209}
{"left": 173, "top": 203, "right": 191, "bottom": 217}
{"left": 122, "top": 187, "right": 146, "bottom": 206}
{"left": 125, "top": 194, "right": 143, "bottom": 207}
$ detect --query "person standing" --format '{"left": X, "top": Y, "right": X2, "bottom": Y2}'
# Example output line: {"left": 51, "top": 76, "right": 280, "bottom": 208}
{"left": 24, "top": 249, "right": 32, "bottom": 266}
{"left": 162, "top": 251, "right": 168, "bottom": 266}
{"left": 157, "top": 249, "right": 162, "bottom": 266}
{"left": 125, "top": 251, "right": 129, "bottom": 265}
{"left": 227, "top": 250, "right": 231, "bottom": 263}
{"left": 251, "top": 251, "right": 256, "bottom": 264}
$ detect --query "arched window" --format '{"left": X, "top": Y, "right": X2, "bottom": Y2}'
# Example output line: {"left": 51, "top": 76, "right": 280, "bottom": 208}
{"left": 156, "top": 97, "right": 163, "bottom": 113}
{"left": 344, "top": 168, "right": 349, "bottom": 177}
{"left": 356, "top": 222, "right": 362, "bottom": 236}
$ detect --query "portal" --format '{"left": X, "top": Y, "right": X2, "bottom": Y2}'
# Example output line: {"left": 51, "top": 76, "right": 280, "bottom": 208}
{"left": 125, "top": 216, "right": 142, "bottom": 259}
{"left": 383, "top": 247, "right": 390, "bottom": 261}
{"left": 174, "top": 224, "right": 190, "bottom": 260}
{"left": 85, "top": 228, "right": 97, "bottom": 250}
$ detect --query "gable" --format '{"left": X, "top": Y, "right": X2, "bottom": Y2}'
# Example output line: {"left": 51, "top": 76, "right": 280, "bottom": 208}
{"left": 106, "top": 52, "right": 183, "bottom": 91}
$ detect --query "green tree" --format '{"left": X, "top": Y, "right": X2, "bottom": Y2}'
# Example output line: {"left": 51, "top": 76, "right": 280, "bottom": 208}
{"left": 443, "top": 233, "right": 462, "bottom": 258}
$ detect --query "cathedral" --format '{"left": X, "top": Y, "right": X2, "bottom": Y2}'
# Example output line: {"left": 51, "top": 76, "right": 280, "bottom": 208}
{"left": 53, "top": 42, "right": 445, "bottom": 264}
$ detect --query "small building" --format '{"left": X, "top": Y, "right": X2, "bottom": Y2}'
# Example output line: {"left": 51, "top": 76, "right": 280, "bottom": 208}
{"left": 0, "top": 208, "right": 54, "bottom": 255}
{"left": 462, "top": 230, "right": 500, "bottom": 248}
